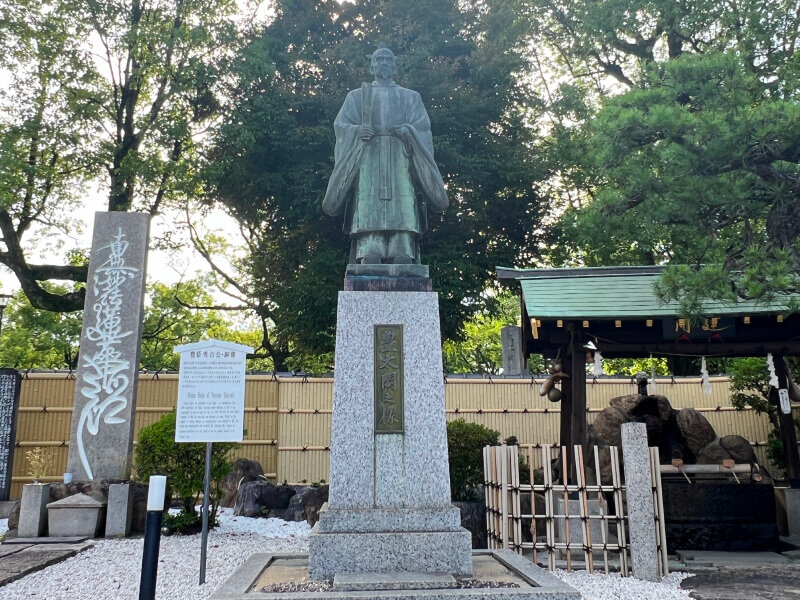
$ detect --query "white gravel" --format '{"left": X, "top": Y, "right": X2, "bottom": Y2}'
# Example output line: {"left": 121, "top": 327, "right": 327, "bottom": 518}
{"left": 0, "top": 508, "right": 311, "bottom": 600}
{"left": 0, "top": 508, "right": 698, "bottom": 599}
{"left": 554, "top": 569, "right": 694, "bottom": 599}
{"left": 0, "top": 518, "right": 8, "bottom": 537}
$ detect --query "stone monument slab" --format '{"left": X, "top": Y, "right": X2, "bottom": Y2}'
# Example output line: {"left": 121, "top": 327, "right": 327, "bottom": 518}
{"left": 66, "top": 212, "right": 150, "bottom": 480}
{"left": 621, "top": 422, "right": 659, "bottom": 581}
{"left": 501, "top": 326, "right": 525, "bottom": 376}
{"left": 0, "top": 369, "right": 22, "bottom": 501}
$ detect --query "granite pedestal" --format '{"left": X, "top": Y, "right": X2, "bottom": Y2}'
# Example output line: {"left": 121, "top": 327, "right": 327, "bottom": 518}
{"left": 308, "top": 291, "right": 472, "bottom": 580}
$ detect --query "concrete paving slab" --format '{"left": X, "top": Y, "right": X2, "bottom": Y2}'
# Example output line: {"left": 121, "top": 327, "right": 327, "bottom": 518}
{"left": 682, "top": 564, "right": 800, "bottom": 600}
{"left": 677, "top": 551, "right": 792, "bottom": 567}
{"left": 0, "top": 549, "right": 76, "bottom": 587}
{"left": 0, "top": 544, "right": 30, "bottom": 558}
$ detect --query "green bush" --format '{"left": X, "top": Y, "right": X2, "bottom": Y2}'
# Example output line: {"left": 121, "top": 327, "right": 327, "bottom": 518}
{"left": 447, "top": 419, "right": 500, "bottom": 501}
{"left": 134, "top": 411, "right": 238, "bottom": 522}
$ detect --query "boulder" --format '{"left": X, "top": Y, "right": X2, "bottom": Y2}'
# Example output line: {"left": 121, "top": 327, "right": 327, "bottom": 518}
{"left": 220, "top": 459, "right": 265, "bottom": 508}
{"left": 629, "top": 395, "right": 673, "bottom": 422}
{"left": 234, "top": 481, "right": 271, "bottom": 517}
{"left": 696, "top": 438, "right": 734, "bottom": 464}
{"left": 453, "top": 501, "right": 487, "bottom": 548}
{"left": 519, "top": 492, "right": 547, "bottom": 544}
{"left": 593, "top": 406, "right": 631, "bottom": 447}
{"left": 677, "top": 408, "right": 717, "bottom": 455}
{"left": 270, "top": 486, "right": 313, "bottom": 522}
{"left": 8, "top": 500, "right": 20, "bottom": 530}
{"left": 233, "top": 481, "right": 296, "bottom": 517}
{"left": 609, "top": 394, "right": 642, "bottom": 415}
{"left": 304, "top": 485, "right": 329, "bottom": 526}
{"left": 719, "top": 435, "right": 757, "bottom": 464}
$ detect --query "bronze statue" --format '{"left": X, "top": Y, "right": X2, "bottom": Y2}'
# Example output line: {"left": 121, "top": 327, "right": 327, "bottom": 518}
{"left": 322, "top": 44, "right": 448, "bottom": 268}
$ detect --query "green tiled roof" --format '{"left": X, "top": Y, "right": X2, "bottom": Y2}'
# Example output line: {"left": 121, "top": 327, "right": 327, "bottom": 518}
{"left": 500, "top": 268, "right": 792, "bottom": 319}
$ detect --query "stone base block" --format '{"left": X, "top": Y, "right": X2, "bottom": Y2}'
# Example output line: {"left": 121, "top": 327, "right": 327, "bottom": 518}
{"left": 345, "top": 263, "right": 430, "bottom": 278}
{"left": 105, "top": 483, "right": 133, "bottom": 537}
{"left": 316, "top": 504, "right": 462, "bottom": 533}
{"left": 18, "top": 484, "right": 50, "bottom": 538}
{"left": 308, "top": 526, "right": 473, "bottom": 580}
{"left": 785, "top": 488, "right": 800, "bottom": 538}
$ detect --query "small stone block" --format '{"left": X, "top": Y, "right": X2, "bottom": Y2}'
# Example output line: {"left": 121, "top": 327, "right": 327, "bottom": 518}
{"left": 105, "top": 483, "right": 133, "bottom": 537}
{"left": 47, "top": 493, "right": 106, "bottom": 538}
{"left": 333, "top": 571, "right": 457, "bottom": 591}
{"left": 18, "top": 484, "right": 50, "bottom": 538}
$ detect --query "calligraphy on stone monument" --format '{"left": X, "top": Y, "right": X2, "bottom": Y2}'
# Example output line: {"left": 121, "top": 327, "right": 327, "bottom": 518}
{"left": 374, "top": 325, "right": 404, "bottom": 434}
{"left": 77, "top": 227, "right": 137, "bottom": 479}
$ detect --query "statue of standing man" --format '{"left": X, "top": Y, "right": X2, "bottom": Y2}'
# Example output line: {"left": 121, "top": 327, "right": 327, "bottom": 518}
{"left": 322, "top": 44, "right": 448, "bottom": 272}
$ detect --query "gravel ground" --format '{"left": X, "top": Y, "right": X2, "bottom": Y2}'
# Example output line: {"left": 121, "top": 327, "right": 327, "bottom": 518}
{"left": 0, "top": 508, "right": 698, "bottom": 599}
{"left": 0, "top": 509, "right": 311, "bottom": 600}
{"left": 554, "top": 570, "right": 694, "bottom": 600}
{"left": 0, "top": 518, "right": 8, "bottom": 537}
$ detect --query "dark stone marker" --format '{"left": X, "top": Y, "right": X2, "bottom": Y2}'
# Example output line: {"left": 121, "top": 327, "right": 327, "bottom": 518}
{"left": 0, "top": 369, "right": 22, "bottom": 501}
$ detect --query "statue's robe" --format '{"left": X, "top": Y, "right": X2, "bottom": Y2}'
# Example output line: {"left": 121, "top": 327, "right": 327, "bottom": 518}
{"left": 322, "top": 82, "right": 448, "bottom": 239}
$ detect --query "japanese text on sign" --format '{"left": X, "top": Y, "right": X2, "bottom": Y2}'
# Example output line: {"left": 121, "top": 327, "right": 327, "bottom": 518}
{"left": 374, "top": 325, "right": 404, "bottom": 434}
{"left": 175, "top": 348, "right": 246, "bottom": 442}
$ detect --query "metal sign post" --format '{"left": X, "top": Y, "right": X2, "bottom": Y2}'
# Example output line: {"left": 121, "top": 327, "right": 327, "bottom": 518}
{"left": 172, "top": 339, "right": 253, "bottom": 586}
{"left": 200, "top": 441, "right": 212, "bottom": 584}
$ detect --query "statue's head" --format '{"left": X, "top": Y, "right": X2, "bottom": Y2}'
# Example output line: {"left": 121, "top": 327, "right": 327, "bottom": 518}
{"left": 368, "top": 43, "right": 396, "bottom": 84}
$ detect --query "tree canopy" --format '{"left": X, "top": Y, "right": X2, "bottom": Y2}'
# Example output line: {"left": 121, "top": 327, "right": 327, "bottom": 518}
{"left": 204, "top": 0, "right": 547, "bottom": 369}
{"left": 529, "top": 0, "right": 800, "bottom": 311}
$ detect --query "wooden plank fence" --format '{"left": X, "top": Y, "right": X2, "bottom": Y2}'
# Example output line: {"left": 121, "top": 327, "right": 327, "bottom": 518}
{"left": 483, "top": 443, "right": 669, "bottom": 577}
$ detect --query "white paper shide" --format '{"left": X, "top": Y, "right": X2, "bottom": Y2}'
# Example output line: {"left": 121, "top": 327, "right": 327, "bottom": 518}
{"left": 173, "top": 340, "right": 254, "bottom": 443}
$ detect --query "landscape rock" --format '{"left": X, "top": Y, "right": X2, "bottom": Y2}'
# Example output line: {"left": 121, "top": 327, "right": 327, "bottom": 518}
{"left": 677, "top": 408, "right": 717, "bottom": 455}
{"left": 220, "top": 458, "right": 265, "bottom": 507}
{"left": 303, "top": 485, "right": 329, "bottom": 526}
{"left": 233, "top": 481, "right": 297, "bottom": 517}
{"left": 696, "top": 438, "right": 734, "bottom": 464}
{"left": 453, "top": 501, "right": 487, "bottom": 548}
{"left": 720, "top": 435, "right": 758, "bottom": 464}
{"left": 593, "top": 406, "right": 631, "bottom": 447}
{"left": 8, "top": 499, "right": 20, "bottom": 530}
{"left": 270, "top": 486, "right": 312, "bottom": 522}
{"left": 609, "top": 394, "right": 642, "bottom": 415}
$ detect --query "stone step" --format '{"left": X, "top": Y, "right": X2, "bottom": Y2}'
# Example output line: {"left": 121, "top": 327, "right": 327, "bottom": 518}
{"left": 333, "top": 572, "right": 457, "bottom": 591}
